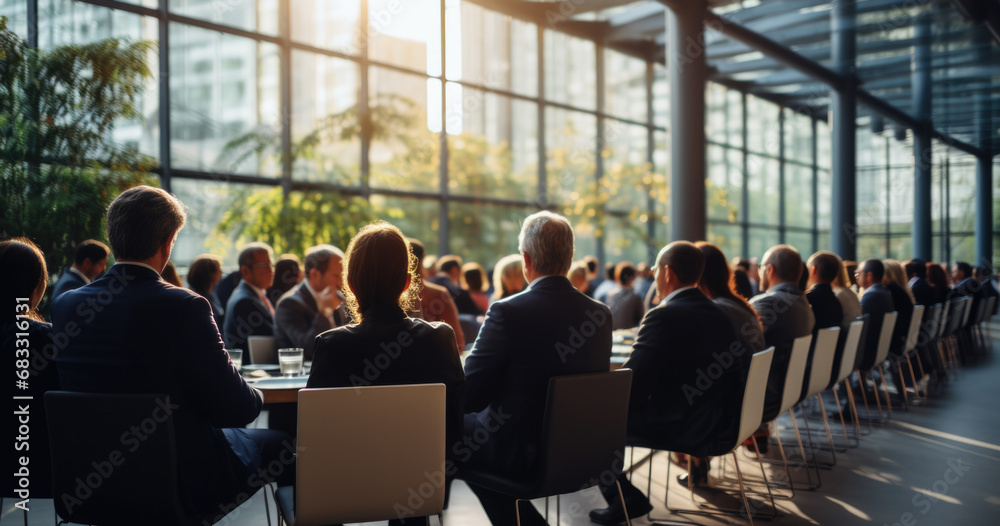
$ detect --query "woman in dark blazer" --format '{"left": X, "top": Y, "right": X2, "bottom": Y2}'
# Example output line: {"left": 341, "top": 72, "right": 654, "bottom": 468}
{"left": 1, "top": 238, "right": 60, "bottom": 498}
{"left": 307, "top": 221, "right": 465, "bottom": 526}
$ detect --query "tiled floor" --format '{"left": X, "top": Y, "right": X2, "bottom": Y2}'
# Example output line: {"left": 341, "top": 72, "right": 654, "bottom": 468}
{"left": 5, "top": 325, "right": 1000, "bottom": 525}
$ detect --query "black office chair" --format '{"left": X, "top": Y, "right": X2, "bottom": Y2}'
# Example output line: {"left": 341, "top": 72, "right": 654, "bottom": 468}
{"left": 45, "top": 392, "right": 213, "bottom": 526}
{"left": 458, "top": 369, "right": 634, "bottom": 526}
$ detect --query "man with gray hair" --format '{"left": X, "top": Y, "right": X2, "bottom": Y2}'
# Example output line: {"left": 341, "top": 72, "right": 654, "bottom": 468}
{"left": 273, "top": 244, "right": 348, "bottom": 360}
{"left": 223, "top": 241, "right": 276, "bottom": 355}
{"left": 52, "top": 186, "right": 292, "bottom": 522}
{"left": 462, "top": 211, "right": 612, "bottom": 526}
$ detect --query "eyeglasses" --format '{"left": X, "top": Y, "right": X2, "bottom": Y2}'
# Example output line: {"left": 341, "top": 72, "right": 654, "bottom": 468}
{"left": 252, "top": 262, "right": 274, "bottom": 270}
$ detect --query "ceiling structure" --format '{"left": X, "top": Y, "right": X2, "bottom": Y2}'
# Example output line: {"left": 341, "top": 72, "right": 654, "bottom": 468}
{"left": 469, "top": 0, "right": 1000, "bottom": 158}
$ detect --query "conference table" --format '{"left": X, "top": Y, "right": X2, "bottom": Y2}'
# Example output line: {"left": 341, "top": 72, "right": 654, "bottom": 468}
{"left": 245, "top": 343, "right": 635, "bottom": 404}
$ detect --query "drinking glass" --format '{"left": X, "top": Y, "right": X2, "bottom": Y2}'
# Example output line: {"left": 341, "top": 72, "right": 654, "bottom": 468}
{"left": 228, "top": 349, "right": 243, "bottom": 371}
{"left": 278, "top": 348, "right": 304, "bottom": 377}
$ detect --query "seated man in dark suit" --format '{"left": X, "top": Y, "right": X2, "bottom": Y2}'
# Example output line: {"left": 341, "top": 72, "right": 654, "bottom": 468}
{"left": 50, "top": 239, "right": 109, "bottom": 302}
{"left": 273, "top": 244, "right": 347, "bottom": 360}
{"left": 905, "top": 258, "right": 936, "bottom": 307}
{"left": 51, "top": 186, "right": 292, "bottom": 522}
{"left": 856, "top": 259, "right": 895, "bottom": 371}
{"left": 750, "top": 245, "right": 815, "bottom": 427}
{"left": 806, "top": 251, "right": 845, "bottom": 331}
{"left": 430, "top": 254, "right": 484, "bottom": 316}
{"left": 590, "top": 241, "right": 746, "bottom": 525}
{"left": 606, "top": 261, "right": 645, "bottom": 330}
{"left": 462, "top": 211, "right": 612, "bottom": 526}
{"left": 223, "top": 242, "right": 276, "bottom": 356}
{"left": 975, "top": 266, "right": 1000, "bottom": 315}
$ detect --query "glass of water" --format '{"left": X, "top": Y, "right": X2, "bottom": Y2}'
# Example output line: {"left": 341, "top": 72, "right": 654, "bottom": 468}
{"left": 278, "top": 348, "right": 304, "bottom": 377}
{"left": 228, "top": 349, "right": 243, "bottom": 371}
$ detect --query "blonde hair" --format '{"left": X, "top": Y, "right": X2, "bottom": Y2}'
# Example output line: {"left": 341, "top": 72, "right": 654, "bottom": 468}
{"left": 883, "top": 259, "right": 915, "bottom": 304}
{"left": 492, "top": 254, "right": 524, "bottom": 300}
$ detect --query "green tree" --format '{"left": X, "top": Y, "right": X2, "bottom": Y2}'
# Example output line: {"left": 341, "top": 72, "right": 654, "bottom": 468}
{"left": 0, "top": 17, "right": 157, "bottom": 302}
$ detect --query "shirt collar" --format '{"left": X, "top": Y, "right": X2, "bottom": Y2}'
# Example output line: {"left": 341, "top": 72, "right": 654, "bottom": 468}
{"left": 114, "top": 261, "right": 160, "bottom": 276}
{"left": 528, "top": 275, "right": 560, "bottom": 289}
{"left": 68, "top": 266, "right": 91, "bottom": 284}
{"left": 245, "top": 281, "right": 267, "bottom": 299}
{"left": 662, "top": 285, "right": 697, "bottom": 305}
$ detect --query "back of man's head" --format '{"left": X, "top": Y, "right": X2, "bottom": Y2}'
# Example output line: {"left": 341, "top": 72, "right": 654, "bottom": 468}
{"left": 238, "top": 242, "right": 274, "bottom": 270}
{"left": 519, "top": 211, "right": 574, "bottom": 276}
{"left": 615, "top": 261, "right": 636, "bottom": 286}
{"left": 305, "top": 244, "right": 343, "bottom": 275}
{"left": 762, "top": 245, "right": 803, "bottom": 284}
{"left": 807, "top": 251, "right": 841, "bottom": 284}
{"left": 975, "top": 266, "right": 991, "bottom": 281}
{"left": 955, "top": 261, "right": 972, "bottom": 279}
{"left": 860, "top": 258, "right": 885, "bottom": 283}
{"left": 583, "top": 255, "right": 598, "bottom": 275}
{"left": 437, "top": 255, "right": 463, "bottom": 276}
{"left": 106, "top": 186, "right": 187, "bottom": 262}
{"left": 74, "top": 239, "right": 109, "bottom": 266}
{"left": 656, "top": 241, "right": 704, "bottom": 286}
{"left": 904, "top": 258, "right": 927, "bottom": 279}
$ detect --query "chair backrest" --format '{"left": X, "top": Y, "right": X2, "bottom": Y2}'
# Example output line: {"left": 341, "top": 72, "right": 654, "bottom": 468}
{"left": 735, "top": 347, "right": 775, "bottom": 447}
{"left": 904, "top": 305, "right": 926, "bottom": 353}
{"left": 873, "top": 312, "right": 899, "bottom": 365}
{"left": 835, "top": 319, "right": 867, "bottom": 384}
{"left": 920, "top": 304, "right": 939, "bottom": 345}
{"left": 946, "top": 298, "right": 966, "bottom": 335}
{"left": 296, "top": 384, "right": 446, "bottom": 526}
{"left": 248, "top": 335, "right": 276, "bottom": 364}
{"left": 961, "top": 296, "right": 975, "bottom": 326}
{"left": 805, "top": 327, "right": 841, "bottom": 399}
{"left": 45, "top": 392, "right": 194, "bottom": 526}
{"left": 936, "top": 301, "right": 951, "bottom": 339}
{"left": 778, "top": 334, "right": 813, "bottom": 414}
{"left": 986, "top": 297, "right": 998, "bottom": 322}
{"left": 536, "top": 369, "right": 633, "bottom": 497}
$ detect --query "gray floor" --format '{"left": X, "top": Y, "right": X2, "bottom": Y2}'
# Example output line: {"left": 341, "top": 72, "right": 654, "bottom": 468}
{"left": 5, "top": 324, "right": 1000, "bottom": 525}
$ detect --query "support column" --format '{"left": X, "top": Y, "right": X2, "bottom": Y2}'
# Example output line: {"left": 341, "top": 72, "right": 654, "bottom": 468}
{"left": 912, "top": 11, "right": 933, "bottom": 262}
{"left": 666, "top": 0, "right": 707, "bottom": 242}
{"left": 830, "top": 0, "right": 856, "bottom": 260}
{"left": 974, "top": 27, "right": 993, "bottom": 267}
{"left": 157, "top": 0, "right": 171, "bottom": 191}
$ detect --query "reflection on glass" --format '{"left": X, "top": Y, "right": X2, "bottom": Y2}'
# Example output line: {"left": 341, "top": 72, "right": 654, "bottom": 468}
{"left": 605, "top": 50, "right": 646, "bottom": 122}
{"left": 290, "top": 0, "right": 360, "bottom": 55}
{"left": 747, "top": 154, "right": 779, "bottom": 225}
{"left": 368, "top": 0, "right": 441, "bottom": 75}
{"left": 368, "top": 67, "right": 438, "bottom": 190}
{"left": 604, "top": 121, "right": 653, "bottom": 213}
{"left": 449, "top": 202, "right": 528, "bottom": 265}
{"left": 544, "top": 30, "right": 595, "bottom": 111}
{"left": 0, "top": 0, "right": 28, "bottom": 36}
{"left": 707, "top": 223, "right": 743, "bottom": 262}
{"left": 546, "top": 107, "right": 596, "bottom": 207}
{"left": 707, "top": 145, "right": 742, "bottom": 223}
{"left": 450, "top": 1, "right": 537, "bottom": 96}
{"left": 370, "top": 195, "right": 440, "bottom": 254}
{"left": 170, "top": 0, "right": 278, "bottom": 36}
{"left": 170, "top": 23, "right": 281, "bottom": 176}
{"left": 785, "top": 163, "right": 814, "bottom": 229}
{"left": 171, "top": 178, "right": 257, "bottom": 267}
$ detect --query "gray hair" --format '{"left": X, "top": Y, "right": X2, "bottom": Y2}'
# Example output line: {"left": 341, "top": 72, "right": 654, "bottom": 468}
{"left": 237, "top": 242, "right": 274, "bottom": 270}
{"left": 106, "top": 186, "right": 187, "bottom": 261}
{"left": 518, "top": 211, "right": 574, "bottom": 277}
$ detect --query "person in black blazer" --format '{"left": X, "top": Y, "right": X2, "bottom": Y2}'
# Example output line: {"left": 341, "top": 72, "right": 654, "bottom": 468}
{"left": 307, "top": 222, "right": 463, "bottom": 526}
{"left": 223, "top": 243, "right": 276, "bottom": 356}
{"left": 274, "top": 245, "right": 348, "bottom": 360}
{"left": 50, "top": 239, "right": 109, "bottom": 302}
{"left": 975, "top": 266, "right": 1000, "bottom": 315}
{"left": 806, "top": 251, "right": 845, "bottom": 331}
{"left": 214, "top": 269, "right": 242, "bottom": 309}
{"left": 856, "top": 259, "right": 896, "bottom": 371}
{"left": 904, "top": 259, "right": 936, "bottom": 307}
{"left": 2, "top": 238, "right": 61, "bottom": 499}
{"left": 591, "top": 241, "right": 746, "bottom": 525}
{"left": 50, "top": 186, "right": 292, "bottom": 522}
{"left": 462, "top": 212, "right": 611, "bottom": 526}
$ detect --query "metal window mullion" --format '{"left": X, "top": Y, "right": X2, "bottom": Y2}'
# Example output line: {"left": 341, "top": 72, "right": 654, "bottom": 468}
{"left": 537, "top": 24, "right": 546, "bottom": 209}
{"left": 811, "top": 116, "right": 818, "bottom": 253}
{"left": 438, "top": 0, "right": 449, "bottom": 255}
{"left": 158, "top": 0, "right": 171, "bottom": 191}
{"left": 359, "top": 0, "right": 370, "bottom": 197}
{"left": 778, "top": 107, "right": 786, "bottom": 244}
{"left": 741, "top": 91, "right": 749, "bottom": 258}
{"left": 595, "top": 43, "right": 605, "bottom": 266}
{"left": 279, "top": 0, "right": 292, "bottom": 198}
{"left": 646, "top": 60, "right": 656, "bottom": 264}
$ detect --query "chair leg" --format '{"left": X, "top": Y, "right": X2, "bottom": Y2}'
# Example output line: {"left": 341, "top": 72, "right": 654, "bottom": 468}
{"left": 896, "top": 361, "right": 910, "bottom": 407}
{"left": 730, "top": 451, "right": 755, "bottom": 526}
{"left": 615, "top": 479, "right": 633, "bottom": 526}
{"left": 906, "top": 353, "right": 924, "bottom": 400}
{"left": 831, "top": 389, "right": 856, "bottom": 449}
{"left": 815, "top": 395, "right": 838, "bottom": 465}
{"left": 789, "top": 410, "right": 822, "bottom": 489}
{"left": 854, "top": 372, "right": 875, "bottom": 431}
{"left": 514, "top": 498, "right": 525, "bottom": 526}
{"left": 878, "top": 365, "right": 894, "bottom": 416}
{"left": 843, "top": 379, "right": 864, "bottom": 439}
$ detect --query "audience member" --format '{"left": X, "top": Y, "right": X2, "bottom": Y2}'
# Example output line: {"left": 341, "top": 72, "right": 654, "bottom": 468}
{"left": 883, "top": 259, "right": 916, "bottom": 394}
{"left": 806, "top": 251, "right": 845, "bottom": 330}
{"left": 214, "top": 268, "right": 242, "bottom": 309}
{"left": 462, "top": 262, "right": 490, "bottom": 313}
{"left": 187, "top": 254, "right": 225, "bottom": 328}
{"left": 750, "top": 245, "right": 815, "bottom": 439}
{"left": 856, "top": 259, "right": 895, "bottom": 371}
{"left": 50, "top": 239, "right": 109, "bottom": 301}
{"left": 593, "top": 262, "right": 619, "bottom": 303}
{"left": 975, "top": 266, "right": 999, "bottom": 315}
{"left": 308, "top": 222, "right": 464, "bottom": 526}
{"left": 732, "top": 261, "right": 754, "bottom": 301}
{"left": 422, "top": 255, "right": 439, "bottom": 280}
{"left": 591, "top": 241, "right": 745, "bottom": 524}
{"left": 51, "top": 186, "right": 292, "bottom": 520}
{"left": 833, "top": 259, "right": 862, "bottom": 326}
{"left": 161, "top": 260, "right": 183, "bottom": 287}
{"left": 274, "top": 245, "right": 347, "bottom": 360}
{"left": 491, "top": 253, "right": 526, "bottom": 301}
{"left": 223, "top": 242, "right": 276, "bottom": 355}
{"left": 2, "top": 238, "right": 60, "bottom": 497}
{"left": 634, "top": 261, "right": 654, "bottom": 302}
{"left": 462, "top": 212, "right": 611, "bottom": 526}
{"left": 607, "top": 261, "right": 645, "bottom": 330}
{"left": 410, "top": 239, "right": 465, "bottom": 351}
{"left": 926, "top": 262, "right": 951, "bottom": 304}
{"left": 949, "top": 261, "right": 977, "bottom": 299}
{"left": 748, "top": 257, "right": 761, "bottom": 296}
{"left": 904, "top": 258, "right": 936, "bottom": 307}
{"left": 583, "top": 255, "right": 602, "bottom": 297}
{"left": 267, "top": 255, "right": 302, "bottom": 306}
{"left": 432, "top": 255, "right": 483, "bottom": 315}
{"left": 698, "top": 243, "right": 764, "bottom": 352}
{"left": 568, "top": 261, "right": 590, "bottom": 294}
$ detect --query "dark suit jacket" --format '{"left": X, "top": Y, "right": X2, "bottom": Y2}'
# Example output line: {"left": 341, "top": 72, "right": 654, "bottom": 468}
{"left": 214, "top": 270, "right": 242, "bottom": 309}
{"left": 886, "top": 282, "right": 915, "bottom": 356}
{"left": 51, "top": 264, "right": 263, "bottom": 515}
{"left": 858, "top": 283, "right": 895, "bottom": 370}
{"left": 909, "top": 277, "right": 936, "bottom": 307}
{"left": 624, "top": 288, "right": 746, "bottom": 455}
{"left": 750, "top": 282, "right": 815, "bottom": 421}
{"left": 51, "top": 267, "right": 88, "bottom": 302}
{"left": 307, "top": 305, "right": 465, "bottom": 453}
{"left": 3, "top": 318, "right": 59, "bottom": 498}
{"left": 223, "top": 281, "right": 275, "bottom": 354}
{"left": 464, "top": 276, "right": 611, "bottom": 473}
{"left": 430, "top": 276, "right": 483, "bottom": 316}
{"left": 807, "top": 283, "right": 844, "bottom": 331}
{"left": 274, "top": 283, "right": 345, "bottom": 360}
